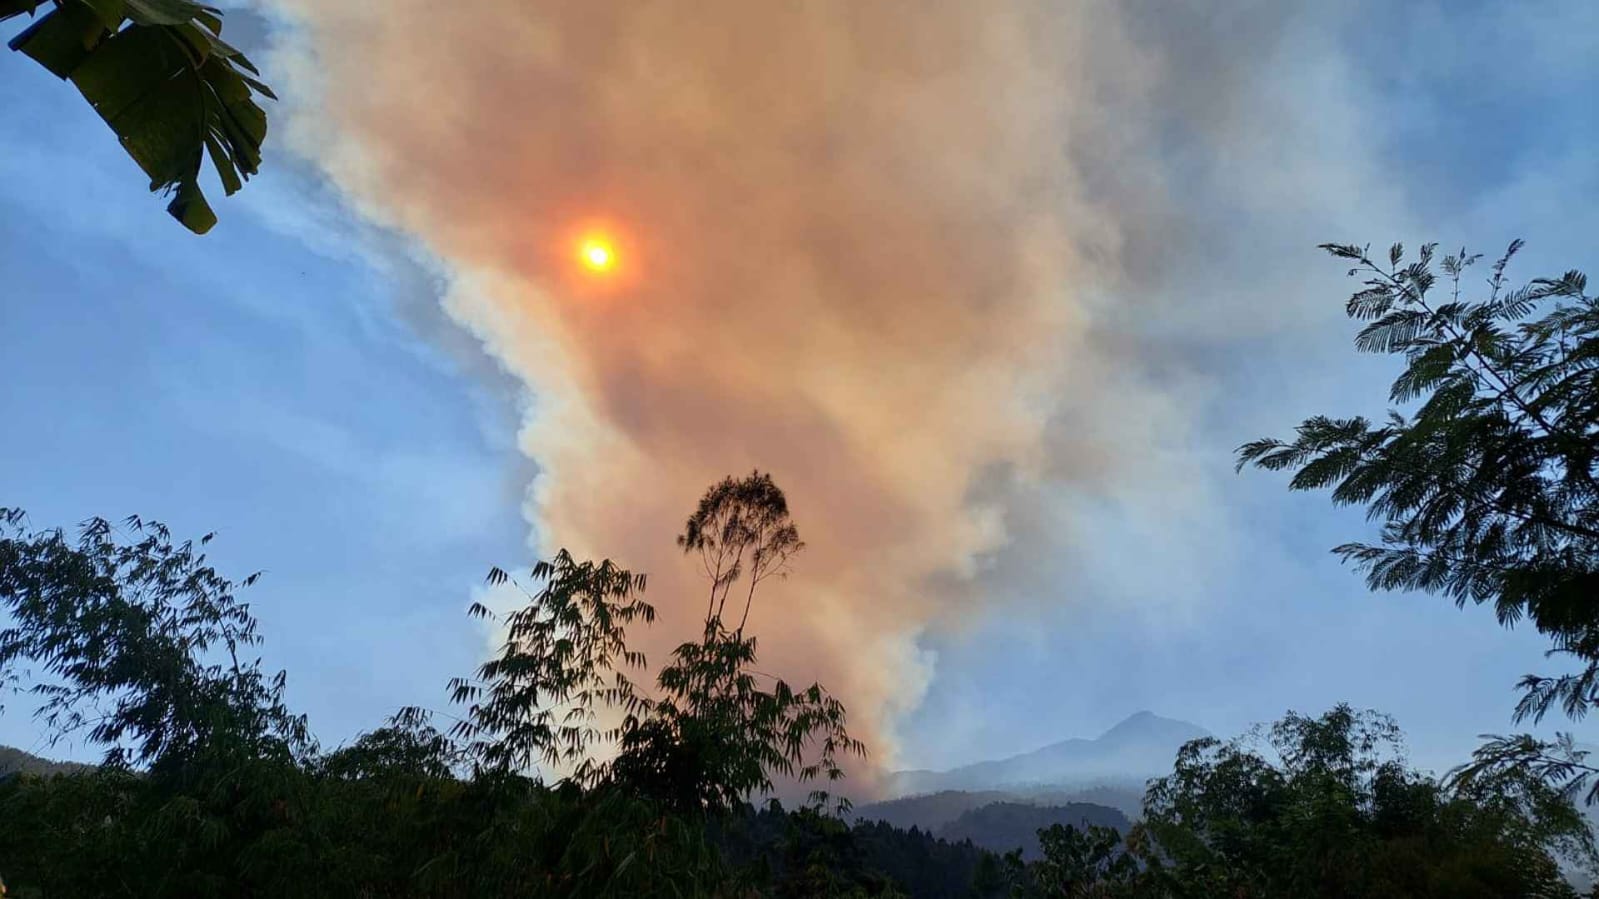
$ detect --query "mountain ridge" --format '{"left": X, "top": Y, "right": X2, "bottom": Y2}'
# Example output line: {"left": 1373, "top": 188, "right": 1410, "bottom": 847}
{"left": 0, "top": 745, "right": 92, "bottom": 778}
{"left": 887, "top": 711, "right": 1208, "bottom": 797}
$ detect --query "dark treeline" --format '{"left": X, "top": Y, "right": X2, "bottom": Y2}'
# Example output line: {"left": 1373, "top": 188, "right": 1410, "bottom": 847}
{"left": 3, "top": 242, "right": 1599, "bottom": 896}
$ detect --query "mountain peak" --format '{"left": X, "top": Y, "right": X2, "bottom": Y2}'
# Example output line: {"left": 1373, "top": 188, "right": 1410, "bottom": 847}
{"left": 1098, "top": 711, "right": 1207, "bottom": 746}
{"left": 887, "top": 711, "right": 1209, "bottom": 798}
{"left": 1105, "top": 710, "right": 1161, "bottom": 730}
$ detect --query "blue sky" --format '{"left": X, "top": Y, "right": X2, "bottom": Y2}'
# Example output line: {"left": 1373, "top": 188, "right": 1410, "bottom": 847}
{"left": 0, "top": 69, "right": 530, "bottom": 757}
{"left": 2, "top": 1, "right": 1597, "bottom": 778}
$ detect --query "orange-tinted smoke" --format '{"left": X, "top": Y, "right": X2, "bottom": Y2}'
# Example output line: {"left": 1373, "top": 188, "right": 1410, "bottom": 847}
{"left": 269, "top": 1, "right": 1142, "bottom": 776}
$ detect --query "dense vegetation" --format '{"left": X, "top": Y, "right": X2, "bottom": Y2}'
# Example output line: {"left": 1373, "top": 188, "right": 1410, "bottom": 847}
{"left": 936, "top": 803, "right": 1128, "bottom": 861}
{"left": 2, "top": 245, "right": 1599, "bottom": 895}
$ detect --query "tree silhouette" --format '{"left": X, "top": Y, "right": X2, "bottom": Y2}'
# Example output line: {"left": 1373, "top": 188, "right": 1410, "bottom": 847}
{"left": 0, "top": 508, "right": 309, "bottom": 772}
{"left": 1029, "top": 823, "right": 1137, "bottom": 898}
{"left": 444, "top": 550, "right": 654, "bottom": 784}
{"left": 7, "top": 501, "right": 1594, "bottom": 895}
{"left": 947, "top": 706, "right": 1599, "bottom": 898}
{"left": 616, "top": 472, "right": 859, "bottom": 813}
{"left": 438, "top": 473, "right": 861, "bottom": 816}
{"left": 1128, "top": 705, "right": 1593, "bottom": 898}
{"left": 679, "top": 470, "right": 804, "bottom": 636}
{"left": 1238, "top": 241, "right": 1599, "bottom": 724}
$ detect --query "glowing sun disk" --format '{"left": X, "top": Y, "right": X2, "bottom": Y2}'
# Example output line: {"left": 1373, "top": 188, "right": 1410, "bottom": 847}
{"left": 580, "top": 238, "right": 616, "bottom": 272}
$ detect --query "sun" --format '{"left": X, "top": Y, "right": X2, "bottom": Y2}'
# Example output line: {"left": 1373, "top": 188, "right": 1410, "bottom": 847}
{"left": 579, "top": 238, "right": 616, "bottom": 272}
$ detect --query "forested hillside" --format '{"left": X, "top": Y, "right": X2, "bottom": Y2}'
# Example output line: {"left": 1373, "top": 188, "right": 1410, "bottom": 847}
{"left": 0, "top": 746, "right": 88, "bottom": 779}
{"left": 937, "top": 802, "right": 1129, "bottom": 860}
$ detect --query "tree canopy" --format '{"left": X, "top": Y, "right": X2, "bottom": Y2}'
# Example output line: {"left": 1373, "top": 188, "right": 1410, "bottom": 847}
{"left": 4, "top": 494, "right": 1592, "bottom": 896}
{"left": 0, "top": 477, "right": 882, "bottom": 896}
{"left": 1238, "top": 242, "right": 1599, "bottom": 725}
{"left": 0, "top": 508, "right": 308, "bottom": 773}
{"left": 1130, "top": 704, "right": 1592, "bottom": 899}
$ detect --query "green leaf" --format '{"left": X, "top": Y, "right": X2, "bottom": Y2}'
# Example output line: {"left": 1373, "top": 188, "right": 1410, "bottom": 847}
{"left": 191, "top": 6, "right": 219, "bottom": 34}
{"left": 67, "top": 19, "right": 178, "bottom": 124}
{"left": 8, "top": 2, "right": 107, "bottom": 78}
{"left": 0, "top": 0, "right": 44, "bottom": 21}
{"left": 237, "top": 68, "right": 276, "bottom": 101}
{"left": 73, "top": 0, "right": 127, "bottom": 29}
{"left": 123, "top": 0, "right": 213, "bottom": 27}
{"left": 63, "top": 19, "right": 270, "bottom": 233}
{"left": 69, "top": 24, "right": 200, "bottom": 186}
{"left": 198, "top": 51, "right": 249, "bottom": 101}
{"left": 166, "top": 178, "right": 215, "bottom": 233}
{"left": 79, "top": 0, "right": 128, "bottom": 30}
{"left": 165, "top": 20, "right": 211, "bottom": 65}
{"left": 231, "top": 47, "right": 259, "bottom": 75}
{"left": 204, "top": 132, "right": 240, "bottom": 195}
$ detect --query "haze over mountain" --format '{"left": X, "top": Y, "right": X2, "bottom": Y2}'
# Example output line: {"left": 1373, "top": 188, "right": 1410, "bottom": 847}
{"left": 852, "top": 712, "right": 1207, "bottom": 844}
{"left": 887, "top": 711, "right": 1208, "bottom": 797}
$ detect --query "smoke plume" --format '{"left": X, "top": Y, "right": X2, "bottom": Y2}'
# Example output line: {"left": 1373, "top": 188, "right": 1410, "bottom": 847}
{"left": 263, "top": 0, "right": 1383, "bottom": 776}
